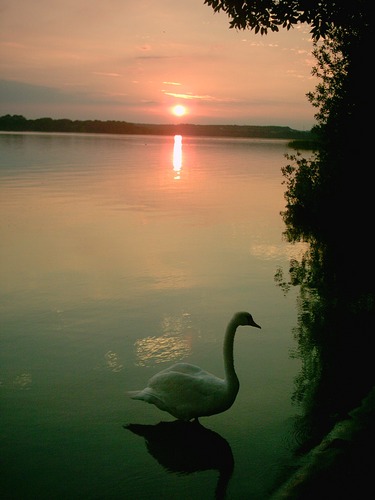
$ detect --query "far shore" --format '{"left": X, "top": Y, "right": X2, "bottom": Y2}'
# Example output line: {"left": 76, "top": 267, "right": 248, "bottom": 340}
{"left": 0, "top": 114, "right": 315, "bottom": 142}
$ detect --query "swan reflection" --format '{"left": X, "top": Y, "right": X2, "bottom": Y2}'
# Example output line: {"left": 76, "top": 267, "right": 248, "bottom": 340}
{"left": 124, "top": 420, "right": 234, "bottom": 499}
{"left": 172, "top": 135, "right": 182, "bottom": 179}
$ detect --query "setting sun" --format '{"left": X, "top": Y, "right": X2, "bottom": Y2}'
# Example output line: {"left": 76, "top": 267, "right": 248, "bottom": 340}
{"left": 172, "top": 104, "right": 187, "bottom": 117}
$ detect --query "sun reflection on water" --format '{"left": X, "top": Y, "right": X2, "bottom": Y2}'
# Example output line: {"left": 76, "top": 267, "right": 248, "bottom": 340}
{"left": 172, "top": 135, "right": 182, "bottom": 179}
{"left": 105, "top": 350, "right": 124, "bottom": 372}
{"left": 134, "top": 312, "right": 193, "bottom": 366}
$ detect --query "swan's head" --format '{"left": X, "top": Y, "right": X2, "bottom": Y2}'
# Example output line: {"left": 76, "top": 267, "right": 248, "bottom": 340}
{"left": 234, "top": 311, "right": 261, "bottom": 329}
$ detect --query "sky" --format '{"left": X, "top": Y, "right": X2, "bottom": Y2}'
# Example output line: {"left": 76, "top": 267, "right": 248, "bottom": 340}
{"left": 0, "top": 0, "right": 318, "bottom": 130}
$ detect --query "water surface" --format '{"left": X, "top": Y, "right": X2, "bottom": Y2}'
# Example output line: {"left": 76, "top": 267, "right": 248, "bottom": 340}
{"left": 0, "top": 132, "right": 302, "bottom": 499}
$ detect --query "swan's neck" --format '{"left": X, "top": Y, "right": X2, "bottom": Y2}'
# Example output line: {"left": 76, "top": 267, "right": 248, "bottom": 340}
{"left": 223, "top": 318, "right": 240, "bottom": 392}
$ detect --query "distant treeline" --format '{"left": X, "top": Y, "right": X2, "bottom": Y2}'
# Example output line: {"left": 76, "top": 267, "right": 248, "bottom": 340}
{"left": 0, "top": 114, "right": 315, "bottom": 140}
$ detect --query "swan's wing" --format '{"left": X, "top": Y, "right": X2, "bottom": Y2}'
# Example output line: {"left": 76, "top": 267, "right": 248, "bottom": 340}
{"left": 152, "top": 362, "right": 208, "bottom": 377}
{"left": 127, "top": 363, "right": 210, "bottom": 402}
{"left": 148, "top": 363, "right": 224, "bottom": 399}
{"left": 129, "top": 362, "right": 232, "bottom": 420}
{"left": 146, "top": 368, "right": 226, "bottom": 419}
{"left": 149, "top": 367, "right": 224, "bottom": 393}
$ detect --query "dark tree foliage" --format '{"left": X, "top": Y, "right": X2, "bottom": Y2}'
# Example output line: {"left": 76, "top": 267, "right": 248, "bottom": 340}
{"left": 0, "top": 114, "right": 312, "bottom": 139}
{"left": 282, "top": 23, "right": 373, "bottom": 256}
{"left": 204, "top": 0, "right": 371, "bottom": 39}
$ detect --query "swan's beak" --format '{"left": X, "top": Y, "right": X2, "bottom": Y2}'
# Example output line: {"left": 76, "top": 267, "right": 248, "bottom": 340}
{"left": 254, "top": 323, "right": 261, "bottom": 329}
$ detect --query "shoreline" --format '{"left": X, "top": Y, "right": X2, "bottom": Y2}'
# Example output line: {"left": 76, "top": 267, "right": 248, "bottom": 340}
{"left": 0, "top": 114, "right": 314, "bottom": 141}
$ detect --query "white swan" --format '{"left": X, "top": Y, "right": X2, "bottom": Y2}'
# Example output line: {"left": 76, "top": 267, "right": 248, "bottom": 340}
{"left": 128, "top": 311, "right": 261, "bottom": 421}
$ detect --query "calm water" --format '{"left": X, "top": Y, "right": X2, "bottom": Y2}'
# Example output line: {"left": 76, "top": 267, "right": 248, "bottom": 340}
{"left": 0, "top": 133, "right": 303, "bottom": 499}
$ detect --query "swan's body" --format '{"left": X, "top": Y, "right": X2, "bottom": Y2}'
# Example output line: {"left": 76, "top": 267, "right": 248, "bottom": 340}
{"left": 128, "top": 311, "right": 261, "bottom": 421}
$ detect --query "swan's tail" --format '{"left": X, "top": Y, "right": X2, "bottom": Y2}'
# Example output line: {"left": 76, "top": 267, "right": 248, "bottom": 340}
{"left": 127, "top": 388, "right": 169, "bottom": 412}
{"left": 127, "top": 390, "right": 143, "bottom": 399}
{"left": 127, "top": 388, "right": 155, "bottom": 402}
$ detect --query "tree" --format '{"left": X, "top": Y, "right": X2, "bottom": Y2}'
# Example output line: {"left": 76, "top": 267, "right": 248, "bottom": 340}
{"left": 204, "top": 1, "right": 371, "bottom": 39}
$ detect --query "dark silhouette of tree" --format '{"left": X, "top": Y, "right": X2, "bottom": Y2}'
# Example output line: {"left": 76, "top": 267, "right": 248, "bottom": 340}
{"left": 0, "top": 114, "right": 29, "bottom": 131}
{"left": 204, "top": 1, "right": 370, "bottom": 39}
{"left": 0, "top": 114, "right": 312, "bottom": 139}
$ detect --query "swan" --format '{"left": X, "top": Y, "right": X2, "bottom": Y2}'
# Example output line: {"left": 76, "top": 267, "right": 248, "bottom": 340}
{"left": 128, "top": 311, "right": 261, "bottom": 421}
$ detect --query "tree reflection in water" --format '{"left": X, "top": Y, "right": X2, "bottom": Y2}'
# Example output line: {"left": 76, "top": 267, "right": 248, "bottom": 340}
{"left": 276, "top": 232, "right": 375, "bottom": 449}
{"left": 124, "top": 420, "right": 234, "bottom": 500}
{"left": 273, "top": 197, "right": 375, "bottom": 496}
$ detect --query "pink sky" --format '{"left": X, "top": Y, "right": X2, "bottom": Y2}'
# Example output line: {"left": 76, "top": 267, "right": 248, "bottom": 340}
{"left": 0, "top": 0, "right": 317, "bottom": 130}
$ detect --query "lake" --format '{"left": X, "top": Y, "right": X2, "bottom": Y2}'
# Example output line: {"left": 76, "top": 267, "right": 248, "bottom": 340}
{"left": 0, "top": 132, "right": 303, "bottom": 499}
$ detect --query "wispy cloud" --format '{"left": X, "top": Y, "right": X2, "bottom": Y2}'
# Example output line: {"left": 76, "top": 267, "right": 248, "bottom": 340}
{"left": 136, "top": 55, "right": 176, "bottom": 60}
{"left": 92, "top": 72, "right": 122, "bottom": 77}
{"left": 163, "top": 81, "right": 181, "bottom": 86}
{"left": 0, "top": 79, "right": 127, "bottom": 106}
{"left": 163, "top": 91, "right": 238, "bottom": 102}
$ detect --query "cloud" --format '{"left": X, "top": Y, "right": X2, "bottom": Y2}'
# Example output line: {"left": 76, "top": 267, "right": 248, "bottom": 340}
{"left": 162, "top": 91, "right": 238, "bottom": 102}
{"left": 136, "top": 55, "right": 176, "bottom": 60}
{"left": 163, "top": 81, "right": 181, "bottom": 86}
{"left": 92, "top": 72, "right": 122, "bottom": 77}
{"left": 0, "top": 79, "right": 126, "bottom": 106}
{"left": 0, "top": 80, "right": 73, "bottom": 104}
{"left": 137, "top": 44, "right": 152, "bottom": 51}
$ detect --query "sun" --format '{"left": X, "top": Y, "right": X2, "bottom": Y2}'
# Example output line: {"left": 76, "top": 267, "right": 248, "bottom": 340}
{"left": 172, "top": 104, "right": 187, "bottom": 117}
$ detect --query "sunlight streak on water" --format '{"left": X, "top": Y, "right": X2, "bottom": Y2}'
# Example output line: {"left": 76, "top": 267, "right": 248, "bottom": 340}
{"left": 134, "top": 312, "right": 193, "bottom": 366}
{"left": 104, "top": 350, "right": 124, "bottom": 372}
{"left": 250, "top": 241, "right": 309, "bottom": 261}
{"left": 172, "top": 134, "right": 182, "bottom": 179}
